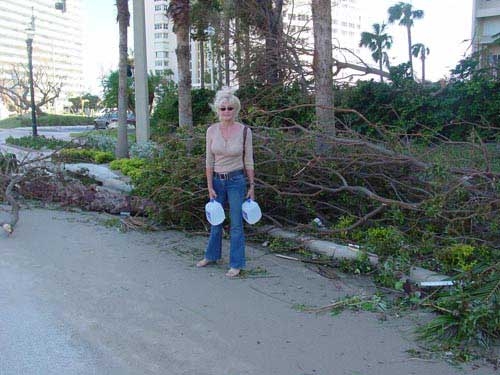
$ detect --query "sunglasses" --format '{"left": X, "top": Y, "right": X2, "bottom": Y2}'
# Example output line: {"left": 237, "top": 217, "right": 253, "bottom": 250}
{"left": 219, "top": 107, "right": 234, "bottom": 111}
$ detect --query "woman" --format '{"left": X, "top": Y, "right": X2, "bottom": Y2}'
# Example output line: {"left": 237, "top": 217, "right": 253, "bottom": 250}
{"left": 196, "top": 87, "right": 255, "bottom": 277}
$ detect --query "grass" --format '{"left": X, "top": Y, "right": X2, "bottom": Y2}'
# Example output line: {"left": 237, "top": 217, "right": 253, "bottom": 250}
{"left": 0, "top": 114, "right": 93, "bottom": 128}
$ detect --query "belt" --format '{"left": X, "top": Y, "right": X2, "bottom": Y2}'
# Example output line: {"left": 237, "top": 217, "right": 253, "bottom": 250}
{"left": 213, "top": 169, "right": 244, "bottom": 180}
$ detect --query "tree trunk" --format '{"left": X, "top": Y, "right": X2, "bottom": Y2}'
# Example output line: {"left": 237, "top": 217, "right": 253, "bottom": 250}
{"left": 199, "top": 40, "right": 205, "bottom": 89}
{"left": 263, "top": 0, "right": 283, "bottom": 86}
{"left": 407, "top": 25, "right": 413, "bottom": 78}
{"left": 421, "top": 54, "right": 426, "bottom": 82}
{"left": 234, "top": 18, "right": 242, "bottom": 85}
{"left": 116, "top": 0, "right": 129, "bottom": 158}
{"left": 312, "top": 0, "right": 335, "bottom": 148}
{"left": 378, "top": 58, "right": 384, "bottom": 83}
{"left": 223, "top": 7, "right": 231, "bottom": 87}
{"left": 175, "top": 9, "right": 193, "bottom": 128}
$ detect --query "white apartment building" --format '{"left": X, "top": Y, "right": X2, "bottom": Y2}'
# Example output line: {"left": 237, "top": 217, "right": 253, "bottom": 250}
{"left": 145, "top": 0, "right": 176, "bottom": 80}
{"left": 0, "top": 0, "right": 84, "bottom": 116}
{"left": 472, "top": 0, "right": 500, "bottom": 68}
{"left": 144, "top": 0, "right": 205, "bottom": 87}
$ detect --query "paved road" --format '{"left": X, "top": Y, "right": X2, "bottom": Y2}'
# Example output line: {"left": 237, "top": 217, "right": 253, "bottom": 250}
{"left": 0, "top": 125, "right": 94, "bottom": 144}
{"left": 0, "top": 208, "right": 495, "bottom": 375}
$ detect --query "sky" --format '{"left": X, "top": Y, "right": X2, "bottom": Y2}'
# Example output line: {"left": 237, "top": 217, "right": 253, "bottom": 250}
{"left": 82, "top": 1, "right": 121, "bottom": 95}
{"left": 82, "top": 0, "right": 474, "bottom": 95}
{"left": 363, "top": 0, "right": 474, "bottom": 81}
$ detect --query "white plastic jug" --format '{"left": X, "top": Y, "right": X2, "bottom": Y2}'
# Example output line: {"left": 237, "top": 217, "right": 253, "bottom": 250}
{"left": 242, "top": 199, "right": 262, "bottom": 225}
{"left": 205, "top": 199, "right": 225, "bottom": 226}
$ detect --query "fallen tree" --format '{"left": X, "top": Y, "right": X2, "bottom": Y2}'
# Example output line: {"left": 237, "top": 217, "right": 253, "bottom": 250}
{"left": 0, "top": 149, "right": 156, "bottom": 235}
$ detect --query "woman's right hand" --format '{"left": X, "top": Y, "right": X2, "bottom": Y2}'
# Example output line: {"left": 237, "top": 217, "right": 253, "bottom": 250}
{"left": 208, "top": 187, "right": 217, "bottom": 199}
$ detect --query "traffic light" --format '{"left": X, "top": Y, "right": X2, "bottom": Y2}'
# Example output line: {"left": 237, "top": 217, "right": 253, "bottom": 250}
{"left": 55, "top": 0, "right": 66, "bottom": 12}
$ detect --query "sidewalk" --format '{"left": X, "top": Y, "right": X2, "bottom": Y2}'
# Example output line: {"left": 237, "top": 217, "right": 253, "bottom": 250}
{"left": 1, "top": 207, "right": 495, "bottom": 375}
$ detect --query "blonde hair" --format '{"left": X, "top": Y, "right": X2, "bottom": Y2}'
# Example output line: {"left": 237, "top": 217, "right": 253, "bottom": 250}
{"left": 211, "top": 86, "right": 241, "bottom": 118}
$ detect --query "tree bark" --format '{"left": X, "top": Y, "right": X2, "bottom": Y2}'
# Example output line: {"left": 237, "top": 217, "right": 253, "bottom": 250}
{"left": 407, "top": 24, "right": 413, "bottom": 78}
{"left": 312, "top": 0, "right": 335, "bottom": 148}
{"left": 116, "top": 0, "right": 130, "bottom": 158}
{"left": 263, "top": 0, "right": 284, "bottom": 85}
{"left": 199, "top": 40, "right": 205, "bottom": 89}
{"left": 175, "top": 2, "right": 193, "bottom": 128}
{"left": 223, "top": 6, "right": 231, "bottom": 87}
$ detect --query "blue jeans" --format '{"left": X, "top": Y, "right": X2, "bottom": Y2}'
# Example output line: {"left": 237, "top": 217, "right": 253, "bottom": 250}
{"left": 205, "top": 172, "right": 247, "bottom": 269}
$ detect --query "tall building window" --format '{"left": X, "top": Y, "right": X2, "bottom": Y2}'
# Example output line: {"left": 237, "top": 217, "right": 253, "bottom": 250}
{"left": 156, "top": 51, "right": 169, "bottom": 58}
{"left": 154, "top": 23, "right": 169, "bottom": 30}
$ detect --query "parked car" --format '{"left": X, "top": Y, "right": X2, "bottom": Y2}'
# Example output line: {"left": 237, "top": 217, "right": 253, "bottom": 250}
{"left": 93, "top": 112, "right": 118, "bottom": 129}
{"left": 94, "top": 111, "right": 135, "bottom": 130}
{"left": 107, "top": 112, "right": 136, "bottom": 129}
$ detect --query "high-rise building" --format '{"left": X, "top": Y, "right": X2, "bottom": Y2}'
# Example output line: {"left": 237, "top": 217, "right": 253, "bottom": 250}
{"left": 472, "top": 0, "right": 500, "bottom": 69}
{"left": 0, "top": 0, "right": 84, "bottom": 116}
{"left": 145, "top": 0, "right": 177, "bottom": 80}
{"left": 144, "top": 0, "right": 204, "bottom": 87}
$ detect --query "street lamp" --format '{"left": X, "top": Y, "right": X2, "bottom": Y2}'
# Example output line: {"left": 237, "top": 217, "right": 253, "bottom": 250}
{"left": 25, "top": 20, "right": 37, "bottom": 137}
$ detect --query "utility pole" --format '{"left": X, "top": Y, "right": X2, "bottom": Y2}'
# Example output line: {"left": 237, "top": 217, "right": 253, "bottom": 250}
{"left": 26, "top": 12, "right": 37, "bottom": 137}
{"left": 133, "top": 0, "right": 150, "bottom": 144}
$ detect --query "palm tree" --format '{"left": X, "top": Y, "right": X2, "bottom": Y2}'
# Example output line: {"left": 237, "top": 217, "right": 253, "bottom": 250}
{"left": 411, "top": 43, "right": 430, "bottom": 83}
{"left": 388, "top": 2, "right": 424, "bottom": 79}
{"left": 359, "top": 23, "right": 393, "bottom": 82}
{"left": 311, "top": 0, "right": 334, "bottom": 142}
{"left": 116, "top": 0, "right": 129, "bottom": 158}
{"left": 167, "top": 0, "right": 193, "bottom": 128}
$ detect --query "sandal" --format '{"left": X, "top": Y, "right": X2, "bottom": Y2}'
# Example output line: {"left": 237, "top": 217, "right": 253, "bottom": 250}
{"left": 225, "top": 268, "right": 241, "bottom": 278}
{"left": 196, "top": 258, "right": 215, "bottom": 268}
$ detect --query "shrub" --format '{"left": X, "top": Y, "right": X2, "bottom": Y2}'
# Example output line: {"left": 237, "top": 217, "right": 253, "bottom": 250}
{"left": 151, "top": 88, "right": 216, "bottom": 135}
{"left": 52, "top": 148, "right": 114, "bottom": 164}
{"left": 129, "top": 141, "right": 159, "bottom": 159}
{"left": 363, "top": 226, "right": 406, "bottom": 258}
{"left": 93, "top": 151, "right": 115, "bottom": 164}
{"left": 435, "top": 244, "right": 493, "bottom": 273}
{"left": 83, "top": 133, "right": 116, "bottom": 153}
{"left": 132, "top": 126, "right": 206, "bottom": 227}
{"left": 0, "top": 114, "right": 93, "bottom": 128}
{"left": 109, "top": 158, "right": 146, "bottom": 181}
{"left": 6, "top": 135, "right": 74, "bottom": 150}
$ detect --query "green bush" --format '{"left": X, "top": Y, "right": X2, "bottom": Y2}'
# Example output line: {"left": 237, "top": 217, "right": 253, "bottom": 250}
{"left": 83, "top": 133, "right": 116, "bottom": 152}
{"left": 435, "top": 244, "right": 493, "bottom": 273}
{"left": 336, "top": 57, "right": 500, "bottom": 141}
{"left": 5, "top": 135, "right": 74, "bottom": 150}
{"left": 0, "top": 114, "right": 93, "bottom": 128}
{"left": 109, "top": 158, "right": 146, "bottom": 181}
{"left": 132, "top": 127, "right": 206, "bottom": 227}
{"left": 52, "top": 148, "right": 114, "bottom": 164}
{"left": 94, "top": 151, "right": 115, "bottom": 164}
{"left": 363, "top": 227, "right": 406, "bottom": 258}
{"left": 151, "top": 88, "right": 216, "bottom": 135}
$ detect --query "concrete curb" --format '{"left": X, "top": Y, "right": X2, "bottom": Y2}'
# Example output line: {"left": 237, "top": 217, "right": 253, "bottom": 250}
{"left": 263, "top": 226, "right": 452, "bottom": 287}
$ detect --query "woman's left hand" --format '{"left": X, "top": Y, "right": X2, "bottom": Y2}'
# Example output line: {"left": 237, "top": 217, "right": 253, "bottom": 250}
{"left": 246, "top": 185, "right": 255, "bottom": 200}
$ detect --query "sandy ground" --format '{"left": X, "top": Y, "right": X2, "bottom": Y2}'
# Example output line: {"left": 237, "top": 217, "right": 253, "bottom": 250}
{"left": 0, "top": 206, "right": 497, "bottom": 375}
